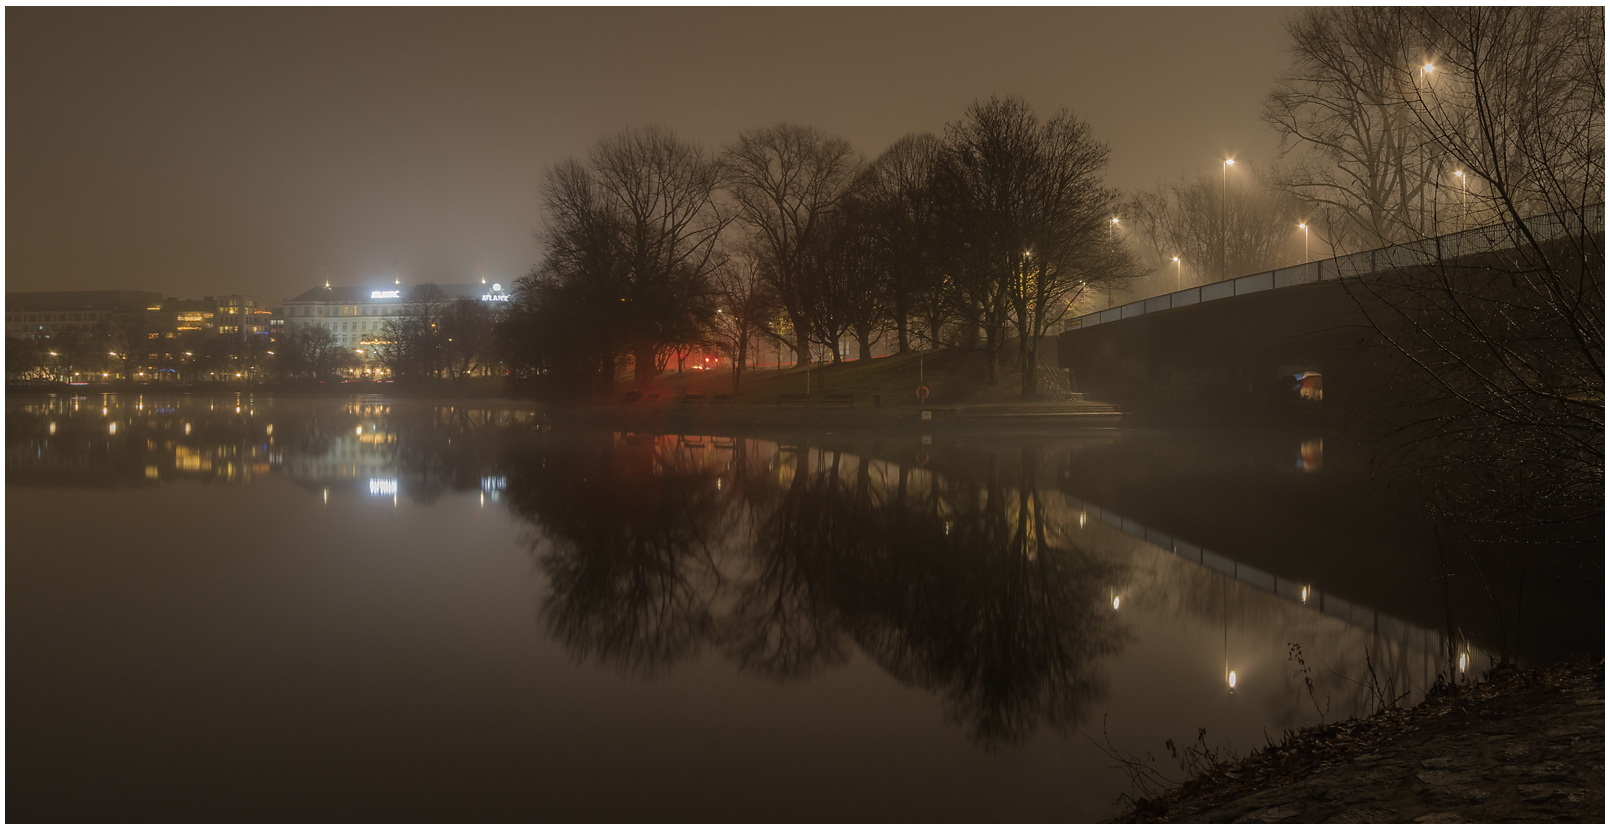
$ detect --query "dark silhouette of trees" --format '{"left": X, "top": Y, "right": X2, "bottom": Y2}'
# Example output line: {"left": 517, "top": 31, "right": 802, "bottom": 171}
{"left": 378, "top": 283, "right": 447, "bottom": 381}
{"left": 724, "top": 124, "right": 862, "bottom": 367}
{"left": 708, "top": 250, "right": 776, "bottom": 391}
{"left": 935, "top": 96, "right": 1143, "bottom": 394}
{"left": 858, "top": 133, "right": 948, "bottom": 352}
{"left": 529, "top": 126, "right": 729, "bottom": 389}
{"left": 283, "top": 325, "right": 349, "bottom": 381}
{"left": 440, "top": 297, "right": 499, "bottom": 380}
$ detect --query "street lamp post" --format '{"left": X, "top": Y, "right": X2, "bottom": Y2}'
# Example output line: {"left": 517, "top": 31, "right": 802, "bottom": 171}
{"left": 1172, "top": 256, "right": 1181, "bottom": 291}
{"left": 1221, "top": 159, "right": 1235, "bottom": 282}
{"left": 1454, "top": 170, "right": 1467, "bottom": 228}
{"left": 1299, "top": 223, "right": 1309, "bottom": 264}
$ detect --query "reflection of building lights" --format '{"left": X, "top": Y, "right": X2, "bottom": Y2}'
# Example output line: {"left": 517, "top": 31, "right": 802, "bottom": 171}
{"left": 356, "top": 426, "right": 363, "bottom": 435}
{"left": 184, "top": 423, "right": 191, "bottom": 435}
{"left": 266, "top": 424, "right": 273, "bottom": 436}
{"left": 1079, "top": 511, "right": 1087, "bottom": 528}
{"left": 48, "top": 422, "right": 55, "bottom": 435}
{"left": 1459, "top": 653, "right": 1468, "bottom": 674}
{"left": 1228, "top": 671, "right": 1237, "bottom": 689}
{"left": 108, "top": 423, "right": 117, "bottom": 435}
{"left": 1112, "top": 596, "right": 1121, "bottom": 611}
{"left": 1301, "top": 586, "right": 1310, "bottom": 603}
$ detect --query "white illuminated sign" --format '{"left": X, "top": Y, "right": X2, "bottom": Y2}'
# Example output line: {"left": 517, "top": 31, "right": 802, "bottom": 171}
{"left": 481, "top": 293, "right": 510, "bottom": 302}
{"left": 371, "top": 290, "right": 400, "bottom": 299}
{"left": 368, "top": 479, "right": 398, "bottom": 496}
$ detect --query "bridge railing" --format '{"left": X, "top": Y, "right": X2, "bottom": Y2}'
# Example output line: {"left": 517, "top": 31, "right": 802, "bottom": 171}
{"left": 1071, "top": 202, "right": 1604, "bottom": 331}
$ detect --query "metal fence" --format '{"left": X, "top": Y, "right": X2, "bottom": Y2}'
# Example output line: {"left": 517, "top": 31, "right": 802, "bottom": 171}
{"left": 1070, "top": 203, "right": 1604, "bottom": 331}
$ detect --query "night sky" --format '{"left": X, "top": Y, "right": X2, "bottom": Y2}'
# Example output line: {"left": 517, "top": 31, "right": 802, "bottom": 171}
{"left": 8, "top": 7, "right": 1294, "bottom": 305}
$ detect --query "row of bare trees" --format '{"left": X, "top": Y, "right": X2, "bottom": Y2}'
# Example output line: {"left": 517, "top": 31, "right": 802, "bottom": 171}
{"left": 502, "top": 96, "right": 1144, "bottom": 397}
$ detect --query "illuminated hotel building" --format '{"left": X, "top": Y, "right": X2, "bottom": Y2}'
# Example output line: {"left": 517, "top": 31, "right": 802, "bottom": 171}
{"left": 281, "top": 282, "right": 512, "bottom": 350}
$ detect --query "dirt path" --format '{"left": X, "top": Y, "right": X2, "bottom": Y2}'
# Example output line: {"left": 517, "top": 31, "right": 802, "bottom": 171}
{"left": 1123, "top": 661, "right": 1604, "bottom": 823}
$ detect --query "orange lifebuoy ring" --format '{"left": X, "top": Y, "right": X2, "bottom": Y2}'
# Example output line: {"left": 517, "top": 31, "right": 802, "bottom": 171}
{"left": 915, "top": 451, "right": 930, "bottom": 467}
{"left": 916, "top": 385, "right": 930, "bottom": 401}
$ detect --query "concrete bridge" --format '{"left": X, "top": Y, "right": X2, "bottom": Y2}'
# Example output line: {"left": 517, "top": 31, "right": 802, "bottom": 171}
{"left": 1056, "top": 206, "right": 1603, "bottom": 416}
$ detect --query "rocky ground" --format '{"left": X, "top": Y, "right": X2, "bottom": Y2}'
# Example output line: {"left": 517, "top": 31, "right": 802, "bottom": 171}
{"left": 1120, "top": 660, "right": 1604, "bottom": 823}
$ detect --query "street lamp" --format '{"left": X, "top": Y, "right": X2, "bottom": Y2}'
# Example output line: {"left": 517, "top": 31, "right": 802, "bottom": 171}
{"left": 1172, "top": 256, "right": 1181, "bottom": 291}
{"left": 1221, "top": 159, "right": 1235, "bottom": 282}
{"left": 1299, "top": 223, "right": 1309, "bottom": 264}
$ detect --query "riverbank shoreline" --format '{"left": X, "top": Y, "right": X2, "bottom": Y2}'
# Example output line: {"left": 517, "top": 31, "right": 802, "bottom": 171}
{"left": 1118, "top": 660, "right": 1604, "bottom": 823}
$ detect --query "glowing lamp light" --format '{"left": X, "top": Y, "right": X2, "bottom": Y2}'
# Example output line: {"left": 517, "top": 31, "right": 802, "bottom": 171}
{"left": 1224, "top": 159, "right": 1234, "bottom": 166}
{"left": 1423, "top": 63, "right": 1435, "bottom": 73}
{"left": 1227, "top": 671, "right": 1237, "bottom": 689}
{"left": 1301, "top": 585, "right": 1310, "bottom": 603}
{"left": 1459, "top": 653, "right": 1469, "bottom": 674}
{"left": 356, "top": 426, "right": 363, "bottom": 435}
{"left": 1112, "top": 596, "right": 1121, "bottom": 611}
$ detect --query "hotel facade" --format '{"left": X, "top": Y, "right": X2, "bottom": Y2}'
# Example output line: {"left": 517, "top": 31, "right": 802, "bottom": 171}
{"left": 281, "top": 282, "right": 512, "bottom": 350}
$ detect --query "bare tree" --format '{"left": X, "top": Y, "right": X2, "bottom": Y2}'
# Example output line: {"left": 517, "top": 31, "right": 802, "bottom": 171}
{"left": 724, "top": 124, "right": 862, "bottom": 367}
{"left": 440, "top": 297, "right": 497, "bottom": 380}
{"left": 1323, "top": 7, "right": 1604, "bottom": 545}
{"left": 1127, "top": 164, "right": 1303, "bottom": 290}
{"left": 530, "top": 128, "right": 728, "bottom": 388}
{"left": 1264, "top": 8, "right": 1441, "bottom": 251}
{"left": 708, "top": 251, "right": 776, "bottom": 392}
{"left": 590, "top": 126, "right": 730, "bottom": 383}
{"left": 860, "top": 133, "right": 948, "bottom": 353}
{"left": 937, "top": 96, "right": 1143, "bottom": 395}
{"left": 378, "top": 283, "right": 447, "bottom": 380}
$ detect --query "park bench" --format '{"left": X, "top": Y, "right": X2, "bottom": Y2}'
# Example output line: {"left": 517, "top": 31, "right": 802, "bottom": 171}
{"left": 777, "top": 393, "right": 810, "bottom": 407}
{"left": 711, "top": 394, "right": 735, "bottom": 408}
{"left": 822, "top": 393, "right": 855, "bottom": 407}
{"left": 679, "top": 393, "right": 706, "bottom": 408}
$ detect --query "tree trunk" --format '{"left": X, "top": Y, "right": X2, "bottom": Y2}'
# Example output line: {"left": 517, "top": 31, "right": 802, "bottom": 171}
{"left": 634, "top": 343, "right": 657, "bottom": 385}
{"left": 895, "top": 298, "right": 911, "bottom": 353}
{"left": 856, "top": 325, "right": 874, "bottom": 361}
{"left": 793, "top": 328, "right": 810, "bottom": 368}
{"left": 734, "top": 338, "right": 747, "bottom": 393}
{"left": 985, "top": 328, "right": 1000, "bottom": 385}
{"left": 1019, "top": 332, "right": 1039, "bottom": 397}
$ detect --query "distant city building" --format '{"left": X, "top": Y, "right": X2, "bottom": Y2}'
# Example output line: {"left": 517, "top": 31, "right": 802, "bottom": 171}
{"left": 5, "top": 290, "right": 163, "bottom": 339}
{"left": 282, "top": 282, "right": 511, "bottom": 349}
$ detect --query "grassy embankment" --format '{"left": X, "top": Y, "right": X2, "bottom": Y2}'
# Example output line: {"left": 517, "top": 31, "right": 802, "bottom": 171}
{"left": 611, "top": 348, "right": 1078, "bottom": 407}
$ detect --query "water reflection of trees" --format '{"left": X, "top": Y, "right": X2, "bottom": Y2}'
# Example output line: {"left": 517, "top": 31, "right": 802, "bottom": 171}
{"left": 503, "top": 434, "right": 730, "bottom": 678}
{"left": 502, "top": 435, "right": 1131, "bottom": 749}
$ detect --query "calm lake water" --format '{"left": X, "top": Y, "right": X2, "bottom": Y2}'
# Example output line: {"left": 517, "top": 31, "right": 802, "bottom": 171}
{"left": 7, "top": 394, "right": 1601, "bottom": 821}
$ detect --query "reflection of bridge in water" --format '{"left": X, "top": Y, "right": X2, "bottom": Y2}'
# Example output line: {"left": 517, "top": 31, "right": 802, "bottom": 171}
{"left": 1066, "top": 495, "right": 1482, "bottom": 678}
